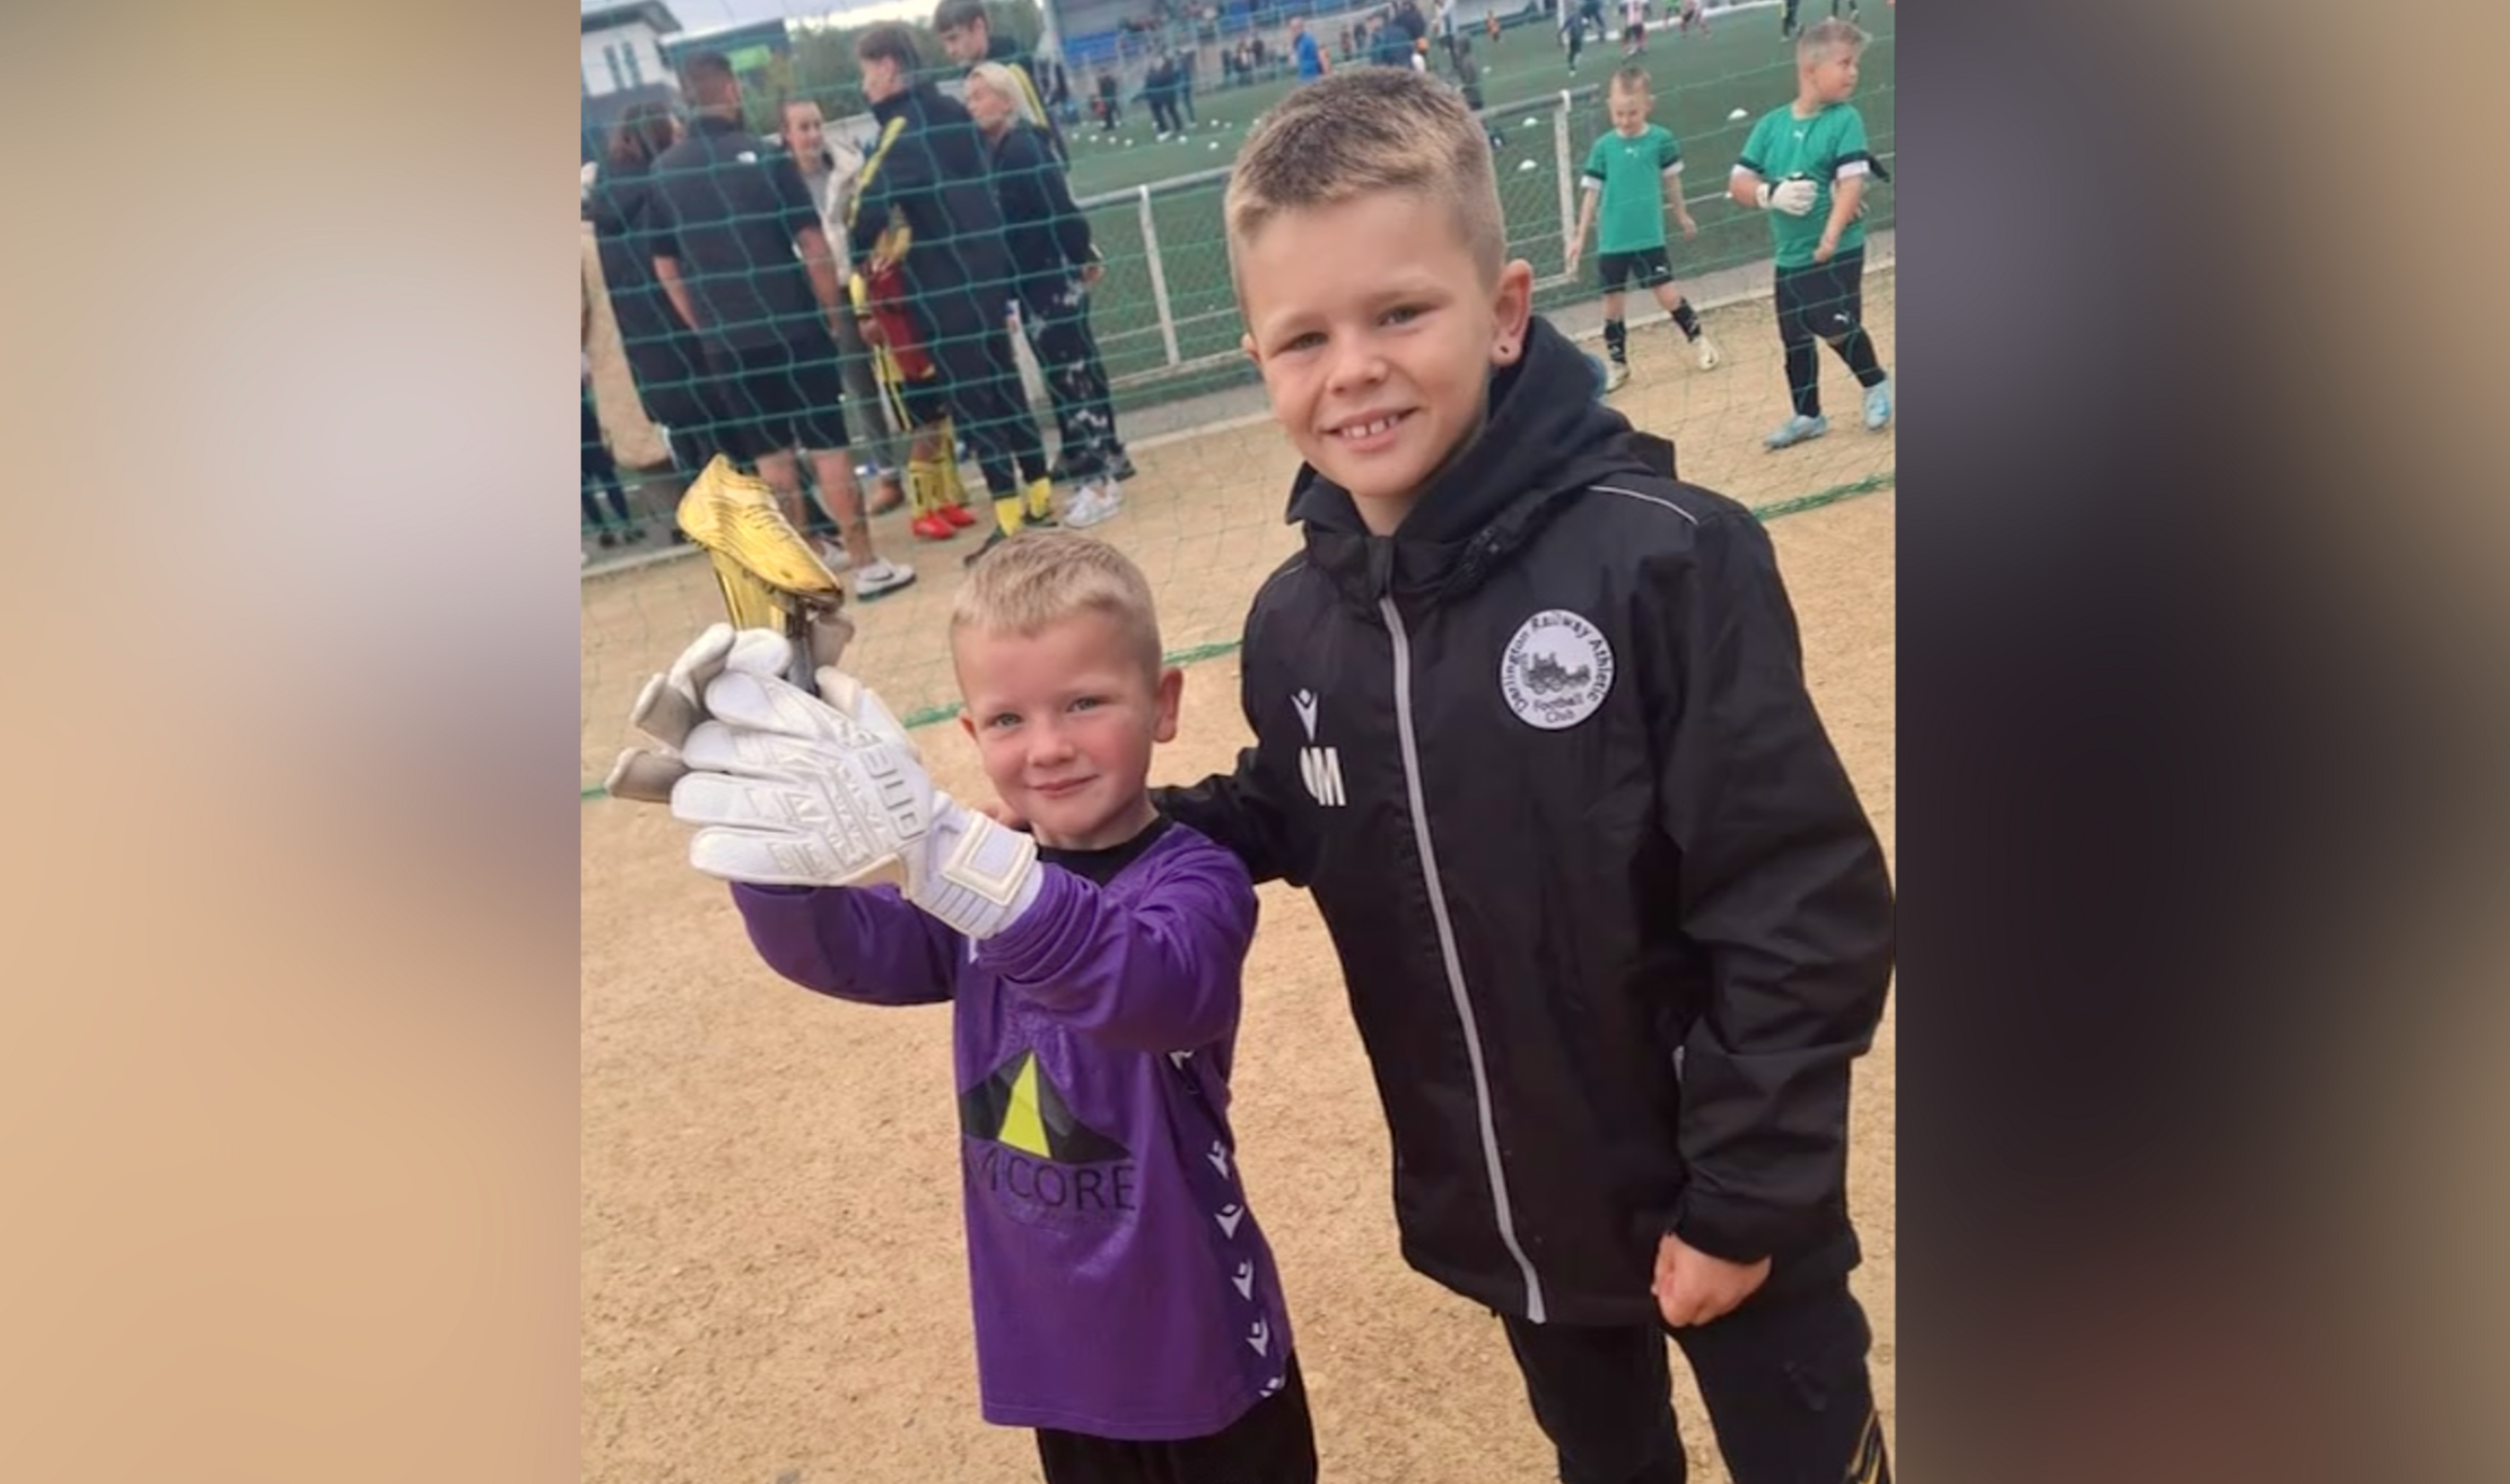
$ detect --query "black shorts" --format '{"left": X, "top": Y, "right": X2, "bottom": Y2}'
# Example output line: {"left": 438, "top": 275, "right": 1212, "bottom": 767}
{"left": 1597, "top": 247, "right": 1675, "bottom": 293}
{"left": 1774, "top": 247, "right": 1867, "bottom": 345}
{"left": 1033, "top": 1353, "right": 1318, "bottom": 1484}
{"left": 703, "top": 326, "right": 850, "bottom": 460}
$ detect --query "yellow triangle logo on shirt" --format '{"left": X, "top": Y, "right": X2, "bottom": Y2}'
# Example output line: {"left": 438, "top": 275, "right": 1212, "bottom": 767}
{"left": 999, "top": 1053, "right": 1052, "bottom": 1158}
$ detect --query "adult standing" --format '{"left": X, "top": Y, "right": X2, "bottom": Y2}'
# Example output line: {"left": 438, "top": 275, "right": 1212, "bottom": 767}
{"left": 1289, "top": 17, "right": 1328, "bottom": 80}
{"left": 583, "top": 103, "right": 720, "bottom": 476}
{"left": 849, "top": 24, "right": 1057, "bottom": 557}
{"left": 1095, "top": 69, "right": 1122, "bottom": 130}
{"left": 1143, "top": 51, "right": 1181, "bottom": 137}
{"left": 934, "top": 1, "right": 1130, "bottom": 485}
{"left": 646, "top": 51, "right": 915, "bottom": 598}
{"left": 965, "top": 63, "right": 1128, "bottom": 528}
{"left": 932, "top": 0, "right": 1066, "bottom": 159}
{"left": 777, "top": 98, "right": 910, "bottom": 519}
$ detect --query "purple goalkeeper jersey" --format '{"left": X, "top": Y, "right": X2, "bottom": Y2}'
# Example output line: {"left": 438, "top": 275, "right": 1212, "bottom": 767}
{"left": 730, "top": 818, "right": 1296, "bottom": 1442}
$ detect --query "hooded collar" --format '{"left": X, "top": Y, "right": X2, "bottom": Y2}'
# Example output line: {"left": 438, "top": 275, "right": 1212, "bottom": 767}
{"left": 1283, "top": 317, "right": 1677, "bottom": 612}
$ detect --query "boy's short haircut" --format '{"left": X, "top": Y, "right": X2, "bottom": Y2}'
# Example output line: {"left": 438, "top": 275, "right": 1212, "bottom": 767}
{"left": 1610, "top": 63, "right": 1649, "bottom": 94}
{"left": 951, "top": 531, "right": 1166, "bottom": 680}
{"left": 1797, "top": 18, "right": 1868, "bottom": 59}
{"left": 932, "top": 0, "right": 987, "bottom": 35}
{"left": 855, "top": 22, "right": 923, "bottom": 72}
{"left": 1224, "top": 68, "right": 1505, "bottom": 284}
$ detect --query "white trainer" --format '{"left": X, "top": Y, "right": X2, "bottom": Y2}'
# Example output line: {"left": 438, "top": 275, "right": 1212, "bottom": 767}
{"left": 851, "top": 559, "right": 918, "bottom": 601}
{"left": 1063, "top": 482, "right": 1124, "bottom": 529}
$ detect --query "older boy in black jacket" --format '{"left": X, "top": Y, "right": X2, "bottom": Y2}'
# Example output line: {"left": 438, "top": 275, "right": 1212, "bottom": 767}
{"left": 1161, "top": 70, "right": 1896, "bottom": 1484}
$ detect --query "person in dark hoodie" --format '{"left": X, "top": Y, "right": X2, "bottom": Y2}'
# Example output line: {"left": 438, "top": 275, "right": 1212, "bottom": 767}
{"left": 933, "top": 0, "right": 1066, "bottom": 162}
{"left": 937, "top": 0, "right": 1132, "bottom": 487}
{"left": 1165, "top": 68, "right": 1897, "bottom": 1484}
{"left": 850, "top": 23, "right": 1057, "bottom": 555}
{"left": 965, "top": 62, "right": 1130, "bottom": 528}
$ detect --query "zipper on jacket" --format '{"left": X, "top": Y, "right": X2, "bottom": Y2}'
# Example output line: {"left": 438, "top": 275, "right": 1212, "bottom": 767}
{"left": 1380, "top": 596, "right": 1548, "bottom": 1323}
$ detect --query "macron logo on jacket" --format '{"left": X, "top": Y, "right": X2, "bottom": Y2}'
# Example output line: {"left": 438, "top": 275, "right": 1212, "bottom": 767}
{"left": 1292, "top": 689, "right": 1345, "bottom": 808}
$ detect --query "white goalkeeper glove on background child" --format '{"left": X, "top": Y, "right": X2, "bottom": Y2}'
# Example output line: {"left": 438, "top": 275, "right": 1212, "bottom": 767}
{"left": 1758, "top": 176, "right": 1819, "bottom": 215}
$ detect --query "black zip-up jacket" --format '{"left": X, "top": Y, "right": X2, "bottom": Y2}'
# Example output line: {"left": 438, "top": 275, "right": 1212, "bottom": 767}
{"left": 1159, "top": 318, "right": 1894, "bottom": 1326}
{"left": 982, "top": 121, "right": 1093, "bottom": 310}
{"left": 850, "top": 81, "right": 1014, "bottom": 330}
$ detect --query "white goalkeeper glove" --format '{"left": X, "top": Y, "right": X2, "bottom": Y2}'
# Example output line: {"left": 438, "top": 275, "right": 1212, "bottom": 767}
{"left": 1757, "top": 176, "right": 1819, "bottom": 216}
{"left": 607, "top": 613, "right": 857, "bottom": 805}
{"left": 667, "top": 635, "right": 1043, "bottom": 940}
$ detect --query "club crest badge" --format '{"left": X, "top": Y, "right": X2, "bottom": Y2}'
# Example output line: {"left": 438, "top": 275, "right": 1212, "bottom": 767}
{"left": 1499, "top": 610, "right": 1615, "bottom": 730}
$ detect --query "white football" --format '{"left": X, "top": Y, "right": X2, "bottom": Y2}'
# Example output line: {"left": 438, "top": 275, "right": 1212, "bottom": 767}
{"left": 1518, "top": 158, "right": 1538, "bottom": 172}
{"left": 1727, "top": 107, "right": 1748, "bottom": 121}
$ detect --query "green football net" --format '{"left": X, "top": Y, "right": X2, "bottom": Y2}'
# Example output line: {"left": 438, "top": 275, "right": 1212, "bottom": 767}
{"left": 580, "top": 0, "right": 1892, "bottom": 795}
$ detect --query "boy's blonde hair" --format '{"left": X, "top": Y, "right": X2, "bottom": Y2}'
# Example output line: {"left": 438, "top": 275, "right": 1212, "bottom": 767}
{"left": 1797, "top": 18, "right": 1868, "bottom": 61}
{"left": 1610, "top": 63, "right": 1650, "bottom": 96}
{"left": 951, "top": 531, "right": 1165, "bottom": 681}
{"left": 1224, "top": 68, "right": 1505, "bottom": 285}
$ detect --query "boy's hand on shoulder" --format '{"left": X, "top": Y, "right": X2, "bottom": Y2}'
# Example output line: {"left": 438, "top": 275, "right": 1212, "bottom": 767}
{"left": 1651, "top": 1231, "right": 1772, "bottom": 1328}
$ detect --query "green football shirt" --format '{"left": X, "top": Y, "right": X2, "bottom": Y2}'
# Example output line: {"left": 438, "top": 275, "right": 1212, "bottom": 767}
{"left": 1581, "top": 124, "right": 1684, "bottom": 255}
{"left": 1737, "top": 102, "right": 1876, "bottom": 270}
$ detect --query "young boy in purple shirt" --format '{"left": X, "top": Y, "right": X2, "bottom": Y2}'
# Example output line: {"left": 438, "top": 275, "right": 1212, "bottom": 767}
{"left": 623, "top": 531, "right": 1316, "bottom": 1482}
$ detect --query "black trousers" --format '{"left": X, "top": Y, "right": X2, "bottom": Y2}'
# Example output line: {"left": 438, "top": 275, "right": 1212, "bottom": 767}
{"left": 1502, "top": 1275, "right": 1889, "bottom": 1484}
{"left": 923, "top": 289, "right": 1048, "bottom": 499}
{"left": 1035, "top": 1354, "right": 1318, "bottom": 1484}
{"left": 1019, "top": 276, "right": 1125, "bottom": 479}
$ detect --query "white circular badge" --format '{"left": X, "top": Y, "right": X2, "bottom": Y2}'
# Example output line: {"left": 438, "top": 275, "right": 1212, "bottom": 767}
{"left": 1499, "top": 610, "right": 1615, "bottom": 730}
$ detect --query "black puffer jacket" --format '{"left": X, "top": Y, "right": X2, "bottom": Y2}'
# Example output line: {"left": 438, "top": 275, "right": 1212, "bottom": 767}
{"left": 1161, "top": 318, "right": 1894, "bottom": 1326}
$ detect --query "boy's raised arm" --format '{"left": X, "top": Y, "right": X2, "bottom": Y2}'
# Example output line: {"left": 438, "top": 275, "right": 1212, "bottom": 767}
{"left": 1642, "top": 511, "right": 1895, "bottom": 1262}
{"left": 731, "top": 883, "right": 962, "bottom": 1007}
{"left": 979, "top": 851, "right": 1258, "bottom": 1052}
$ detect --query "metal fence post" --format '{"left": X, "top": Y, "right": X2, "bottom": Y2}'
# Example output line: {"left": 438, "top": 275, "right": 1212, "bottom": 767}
{"left": 1554, "top": 91, "right": 1576, "bottom": 258}
{"left": 1138, "top": 184, "right": 1182, "bottom": 369}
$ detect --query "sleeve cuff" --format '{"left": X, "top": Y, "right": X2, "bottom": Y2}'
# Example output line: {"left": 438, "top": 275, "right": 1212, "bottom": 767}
{"left": 1666, "top": 1186, "right": 1826, "bottom": 1265}
{"left": 976, "top": 866, "right": 1077, "bottom": 977}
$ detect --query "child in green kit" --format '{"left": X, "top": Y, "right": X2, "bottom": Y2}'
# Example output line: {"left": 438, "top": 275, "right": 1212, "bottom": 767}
{"left": 1730, "top": 19, "right": 1894, "bottom": 449}
{"left": 1566, "top": 65, "right": 1722, "bottom": 390}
